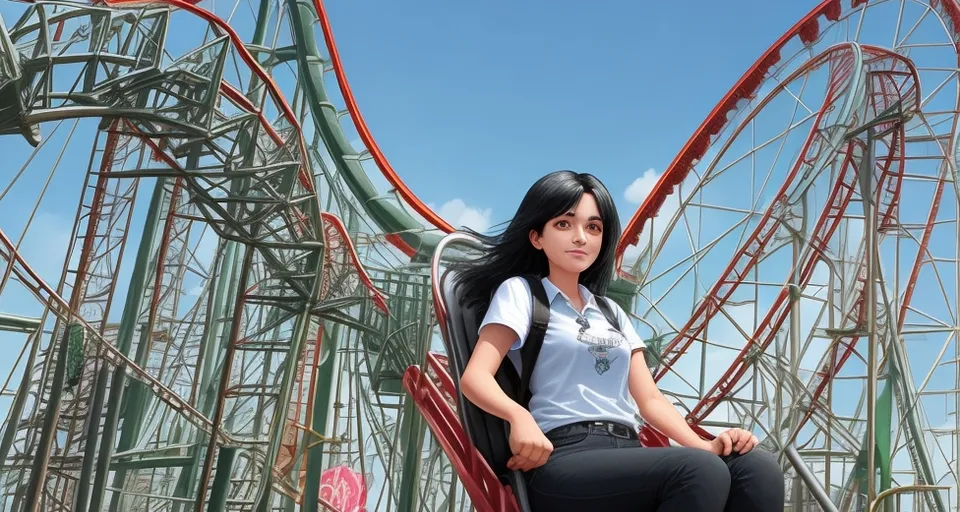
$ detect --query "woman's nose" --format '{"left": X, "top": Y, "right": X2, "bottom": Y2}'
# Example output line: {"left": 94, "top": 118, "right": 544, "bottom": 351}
{"left": 573, "top": 228, "right": 586, "bottom": 244}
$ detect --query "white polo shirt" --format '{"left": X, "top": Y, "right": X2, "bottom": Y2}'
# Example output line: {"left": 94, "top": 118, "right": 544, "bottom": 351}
{"left": 479, "top": 276, "right": 647, "bottom": 434}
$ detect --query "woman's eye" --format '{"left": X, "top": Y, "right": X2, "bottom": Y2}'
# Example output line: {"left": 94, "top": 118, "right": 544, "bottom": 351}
{"left": 556, "top": 220, "right": 569, "bottom": 228}
{"left": 588, "top": 224, "right": 602, "bottom": 232}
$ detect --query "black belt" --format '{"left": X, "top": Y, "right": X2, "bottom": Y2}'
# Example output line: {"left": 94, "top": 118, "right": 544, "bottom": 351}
{"left": 546, "top": 420, "right": 638, "bottom": 442}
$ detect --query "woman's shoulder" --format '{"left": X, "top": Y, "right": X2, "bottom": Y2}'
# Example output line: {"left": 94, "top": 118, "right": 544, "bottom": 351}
{"left": 492, "top": 275, "right": 534, "bottom": 301}
{"left": 481, "top": 275, "right": 535, "bottom": 342}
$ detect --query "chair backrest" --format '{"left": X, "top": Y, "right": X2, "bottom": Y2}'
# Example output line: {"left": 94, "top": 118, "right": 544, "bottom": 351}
{"left": 431, "top": 232, "right": 534, "bottom": 511}
{"left": 438, "top": 264, "right": 518, "bottom": 474}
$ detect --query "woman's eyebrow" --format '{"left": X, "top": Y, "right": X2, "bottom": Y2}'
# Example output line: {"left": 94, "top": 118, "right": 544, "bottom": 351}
{"left": 562, "top": 212, "right": 603, "bottom": 222}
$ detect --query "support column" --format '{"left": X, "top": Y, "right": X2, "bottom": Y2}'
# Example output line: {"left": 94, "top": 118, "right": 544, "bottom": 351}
{"left": 859, "top": 129, "right": 878, "bottom": 506}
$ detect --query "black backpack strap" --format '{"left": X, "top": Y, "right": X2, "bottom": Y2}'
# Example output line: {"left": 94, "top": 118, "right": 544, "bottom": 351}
{"left": 598, "top": 296, "right": 652, "bottom": 365}
{"left": 517, "top": 275, "right": 549, "bottom": 408}
{"left": 596, "top": 296, "right": 621, "bottom": 331}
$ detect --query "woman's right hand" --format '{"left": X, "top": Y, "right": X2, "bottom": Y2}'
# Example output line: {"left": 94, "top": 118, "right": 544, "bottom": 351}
{"left": 506, "top": 409, "right": 553, "bottom": 471}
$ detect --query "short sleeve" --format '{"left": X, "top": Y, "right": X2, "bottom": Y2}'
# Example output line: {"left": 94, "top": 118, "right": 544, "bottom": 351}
{"left": 478, "top": 277, "right": 532, "bottom": 351}
{"left": 612, "top": 301, "right": 646, "bottom": 353}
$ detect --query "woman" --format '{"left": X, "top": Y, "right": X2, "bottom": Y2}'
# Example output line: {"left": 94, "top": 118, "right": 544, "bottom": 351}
{"left": 454, "top": 170, "right": 785, "bottom": 511}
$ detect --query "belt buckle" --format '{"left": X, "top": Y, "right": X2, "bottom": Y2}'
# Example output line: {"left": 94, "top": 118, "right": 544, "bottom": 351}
{"left": 588, "top": 421, "right": 632, "bottom": 439}
{"left": 608, "top": 423, "right": 630, "bottom": 439}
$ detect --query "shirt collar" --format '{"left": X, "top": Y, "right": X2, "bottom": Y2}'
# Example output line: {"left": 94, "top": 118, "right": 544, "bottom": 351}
{"left": 540, "top": 277, "right": 600, "bottom": 313}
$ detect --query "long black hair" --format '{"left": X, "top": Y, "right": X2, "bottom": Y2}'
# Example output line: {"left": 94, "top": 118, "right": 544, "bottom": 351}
{"left": 452, "top": 170, "right": 621, "bottom": 310}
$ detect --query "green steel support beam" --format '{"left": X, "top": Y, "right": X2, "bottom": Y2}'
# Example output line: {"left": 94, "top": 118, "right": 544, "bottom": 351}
{"left": 87, "top": 177, "right": 170, "bottom": 512}
{"left": 396, "top": 396, "right": 426, "bottom": 512}
{"left": 845, "top": 381, "right": 894, "bottom": 508}
{"left": 0, "top": 329, "right": 41, "bottom": 475}
{"left": 877, "top": 378, "right": 893, "bottom": 499}
{"left": 109, "top": 147, "right": 208, "bottom": 512}
{"left": 107, "top": 319, "right": 162, "bottom": 511}
{"left": 887, "top": 335, "right": 945, "bottom": 512}
{"left": 193, "top": 247, "right": 254, "bottom": 512}
{"left": 0, "top": 313, "right": 41, "bottom": 333}
{"left": 22, "top": 327, "right": 77, "bottom": 511}
{"left": 111, "top": 455, "right": 195, "bottom": 471}
{"left": 302, "top": 320, "right": 341, "bottom": 512}
{"left": 843, "top": 370, "right": 931, "bottom": 512}
{"left": 74, "top": 364, "right": 109, "bottom": 511}
{"left": 169, "top": 3, "right": 273, "bottom": 504}
{"left": 170, "top": 240, "right": 242, "bottom": 512}
{"left": 207, "top": 447, "right": 237, "bottom": 511}
{"left": 252, "top": 292, "right": 320, "bottom": 511}
{"left": 397, "top": 275, "right": 433, "bottom": 512}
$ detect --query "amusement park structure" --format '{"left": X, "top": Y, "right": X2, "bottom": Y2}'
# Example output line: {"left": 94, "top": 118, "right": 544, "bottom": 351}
{"left": 0, "top": 0, "right": 959, "bottom": 510}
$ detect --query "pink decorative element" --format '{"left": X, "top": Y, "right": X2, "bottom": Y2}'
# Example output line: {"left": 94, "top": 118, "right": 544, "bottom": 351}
{"left": 319, "top": 465, "right": 367, "bottom": 512}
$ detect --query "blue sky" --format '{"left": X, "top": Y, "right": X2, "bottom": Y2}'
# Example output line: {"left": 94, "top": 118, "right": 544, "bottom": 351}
{"left": 318, "top": 0, "right": 817, "bottom": 230}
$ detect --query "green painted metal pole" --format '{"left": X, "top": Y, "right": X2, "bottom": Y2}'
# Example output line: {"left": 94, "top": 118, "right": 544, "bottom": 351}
{"left": 877, "top": 378, "right": 893, "bottom": 512}
{"left": 193, "top": 246, "right": 253, "bottom": 512}
{"left": 74, "top": 363, "right": 109, "bottom": 511}
{"left": 87, "top": 177, "right": 169, "bottom": 512}
{"left": 397, "top": 276, "right": 433, "bottom": 512}
{"left": 252, "top": 295, "right": 320, "bottom": 511}
{"left": 170, "top": 240, "right": 241, "bottom": 512}
{"left": 861, "top": 127, "right": 879, "bottom": 509}
{"left": 207, "top": 447, "right": 237, "bottom": 511}
{"left": 301, "top": 320, "right": 341, "bottom": 512}
{"left": 0, "top": 330, "right": 41, "bottom": 475}
{"left": 107, "top": 319, "right": 165, "bottom": 511}
{"left": 396, "top": 397, "right": 425, "bottom": 512}
{"left": 108, "top": 153, "right": 199, "bottom": 512}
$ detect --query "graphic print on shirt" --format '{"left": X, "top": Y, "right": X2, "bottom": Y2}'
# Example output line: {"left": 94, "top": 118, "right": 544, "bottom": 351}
{"left": 574, "top": 315, "right": 627, "bottom": 375}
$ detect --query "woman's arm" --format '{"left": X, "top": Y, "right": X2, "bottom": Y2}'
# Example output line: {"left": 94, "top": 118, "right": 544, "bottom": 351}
{"left": 627, "top": 351, "right": 712, "bottom": 451}
{"left": 460, "top": 323, "right": 553, "bottom": 471}
{"left": 460, "top": 323, "right": 529, "bottom": 424}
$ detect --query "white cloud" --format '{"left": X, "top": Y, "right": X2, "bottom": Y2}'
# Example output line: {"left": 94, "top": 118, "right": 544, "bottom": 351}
{"left": 625, "top": 168, "right": 660, "bottom": 204}
{"left": 433, "top": 198, "right": 493, "bottom": 233}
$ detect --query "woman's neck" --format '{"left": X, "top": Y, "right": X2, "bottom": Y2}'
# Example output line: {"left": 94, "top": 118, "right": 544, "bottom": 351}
{"left": 546, "top": 269, "right": 584, "bottom": 310}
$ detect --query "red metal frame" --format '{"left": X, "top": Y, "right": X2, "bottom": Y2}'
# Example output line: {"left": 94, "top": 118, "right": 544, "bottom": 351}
{"left": 402, "top": 361, "right": 520, "bottom": 512}
{"left": 320, "top": 212, "right": 391, "bottom": 314}
{"left": 680, "top": 47, "right": 918, "bottom": 426}
{"left": 615, "top": 0, "right": 845, "bottom": 264}
{"left": 650, "top": 44, "right": 860, "bottom": 385}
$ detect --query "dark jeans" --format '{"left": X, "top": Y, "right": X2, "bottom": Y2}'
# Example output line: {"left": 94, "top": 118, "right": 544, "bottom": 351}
{"left": 525, "top": 422, "right": 784, "bottom": 511}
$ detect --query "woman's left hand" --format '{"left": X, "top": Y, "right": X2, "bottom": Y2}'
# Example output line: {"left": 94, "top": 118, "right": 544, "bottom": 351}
{"left": 706, "top": 428, "right": 759, "bottom": 456}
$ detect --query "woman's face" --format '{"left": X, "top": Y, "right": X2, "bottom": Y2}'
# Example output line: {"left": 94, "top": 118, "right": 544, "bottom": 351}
{"left": 529, "top": 192, "right": 604, "bottom": 276}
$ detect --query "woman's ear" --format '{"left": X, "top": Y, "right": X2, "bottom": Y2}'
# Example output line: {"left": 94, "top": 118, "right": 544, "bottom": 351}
{"left": 528, "top": 229, "right": 543, "bottom": 250}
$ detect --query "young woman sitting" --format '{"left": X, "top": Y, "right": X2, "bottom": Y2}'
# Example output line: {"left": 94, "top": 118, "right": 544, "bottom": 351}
{"left": 454, "top": 170, "right": 785, "bottom": 511}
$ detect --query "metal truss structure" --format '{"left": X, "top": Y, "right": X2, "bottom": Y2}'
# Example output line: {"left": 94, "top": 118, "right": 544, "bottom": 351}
{"left": 0, "top": 0, "right": 959, "bottom": 511}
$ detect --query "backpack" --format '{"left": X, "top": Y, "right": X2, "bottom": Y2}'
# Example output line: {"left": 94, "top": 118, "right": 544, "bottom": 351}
{"left": 438, "top": 270, "right": 622, "bottom": 481}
